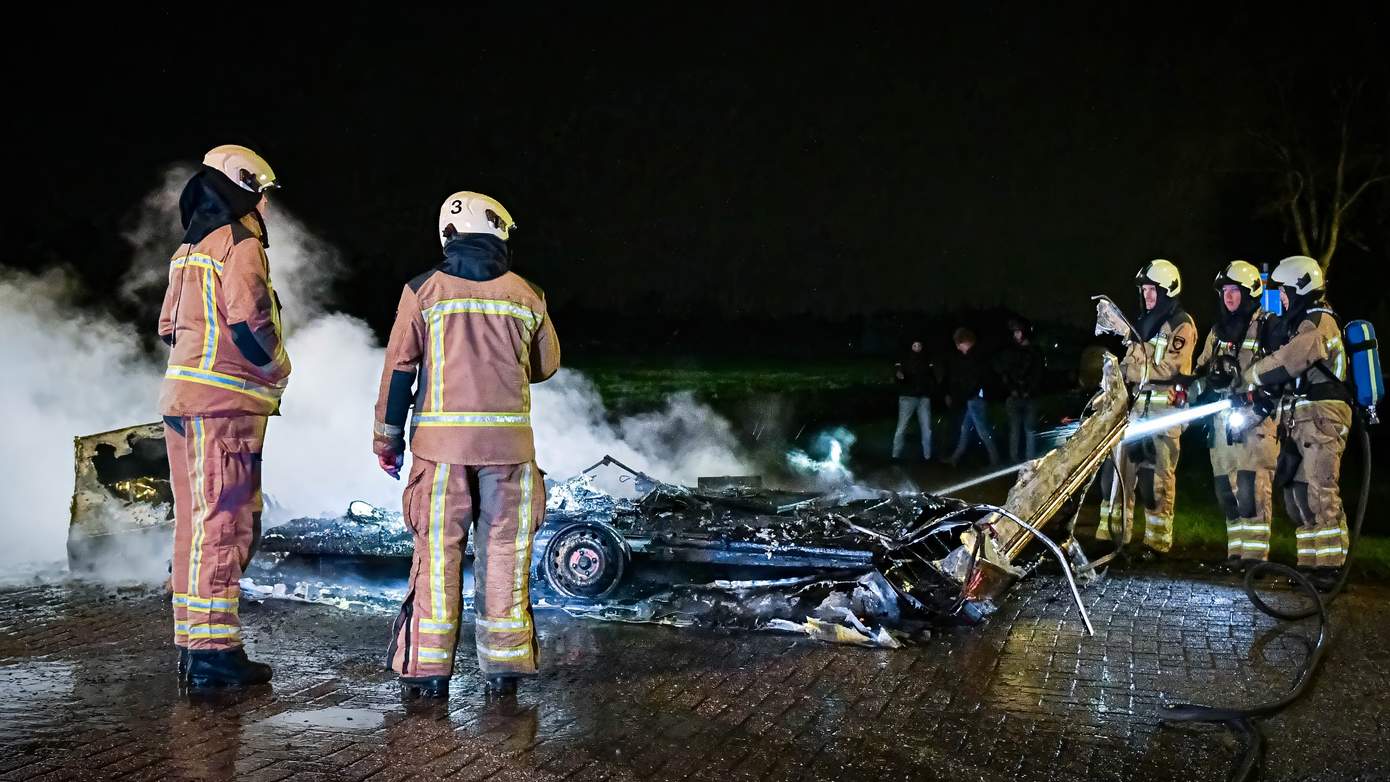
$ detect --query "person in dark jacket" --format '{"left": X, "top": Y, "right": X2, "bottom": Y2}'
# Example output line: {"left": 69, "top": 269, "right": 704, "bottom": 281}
{"left": 891, "top": 340, "right": 937, "bottom": 460}
{"left": 944, "top": 327, "right": 1001, "bottom": 467}
{"left": 994, "top": 318, "right": 1044, "bottom": 461}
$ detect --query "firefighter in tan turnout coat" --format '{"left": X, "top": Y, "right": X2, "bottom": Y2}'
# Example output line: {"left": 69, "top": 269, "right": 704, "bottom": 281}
{"left": 373, "top": 191, "right": 560, "bottom": 698}
{"left": 1097, "top": 260, "right": 1198, "bottom": 558}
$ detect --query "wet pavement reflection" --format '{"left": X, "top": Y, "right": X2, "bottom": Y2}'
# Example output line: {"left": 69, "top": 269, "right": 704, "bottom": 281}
{"left": 1, "top": 565, "right": 1388, "bottom": 781}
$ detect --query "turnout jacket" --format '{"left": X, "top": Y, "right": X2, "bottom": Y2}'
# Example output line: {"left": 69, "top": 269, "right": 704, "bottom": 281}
{"left": 158, "top": 215, "right": 290, "bottom": 417}
{"left": 373, "top": 240, "right": 560, "bottom": 466}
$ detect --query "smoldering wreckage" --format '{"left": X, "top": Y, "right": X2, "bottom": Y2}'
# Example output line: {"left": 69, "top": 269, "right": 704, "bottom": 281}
{"left": 69, "top": 354, "right": 1132, "bottom": 650}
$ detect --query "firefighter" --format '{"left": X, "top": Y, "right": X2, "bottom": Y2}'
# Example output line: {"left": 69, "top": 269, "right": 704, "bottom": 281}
{"left": 373, "top": 191, "right": 560, "bottom": 699}
{"left": 1096, "top": 259, "right": 1197, "bottom": 559}
{"left": 1241, "top": 255, "right": 1351, "bottom": 590}
{"left": 1195, "top": 261, "right": 1277, "bottom": 568}
{"left": 158, "top": 145, "right": 288, "bottom": 687}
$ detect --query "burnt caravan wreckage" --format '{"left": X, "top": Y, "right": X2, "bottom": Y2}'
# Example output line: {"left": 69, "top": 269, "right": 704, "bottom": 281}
{"left": 69, "top": 356, "right": 1130, "bottom": 646}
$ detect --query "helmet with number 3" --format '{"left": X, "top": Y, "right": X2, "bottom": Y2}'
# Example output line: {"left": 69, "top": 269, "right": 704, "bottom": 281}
{"left": 438, "top": 191, "right": 515, "bottom": 245}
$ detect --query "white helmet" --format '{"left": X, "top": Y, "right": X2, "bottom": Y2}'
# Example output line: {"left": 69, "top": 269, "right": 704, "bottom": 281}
{"left": 203, "top": 144, "right": 279, "bottom": 193}
{"left": 1270, "top": 255, "right": 1325, "bottom": 296}
{"left": 438, "top": 191, "right": 515, "bottom": 245}
{"left": 1213, "top": 260, "right": 1263, "bottom": 297}
{"left": 1136, "top": 259, "right": 1182, "bottom": 297}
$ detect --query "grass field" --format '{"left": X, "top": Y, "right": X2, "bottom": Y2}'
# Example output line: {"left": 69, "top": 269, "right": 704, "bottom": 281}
{"left": 568, "top": 354, "right": 1390, "bottom": 578}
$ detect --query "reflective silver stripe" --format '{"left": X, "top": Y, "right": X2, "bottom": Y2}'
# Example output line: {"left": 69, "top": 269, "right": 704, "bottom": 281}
{"left": 477, "top": 616, "right": 530, "bottom": 631}
{"left": 374, "top": 421, "right": 404, "bottom": 438}
{"left": 199, "top": 269, "right": 218, "bottom": 370}
{"left": 189, "top": 417, "right": 207, "bottom": 597}
{"left": 429, "top": 310, "right": 444, "bottom": 410}
{"left": 417, "top": 647, "right": 451, "bottom": 661}
{"left": 185, "top": 625, "right": 240, "bottom": 638}
{"left": 477, "top": 643, "right": 530, "bottom": 660}
{"left": 424, "top": 298, "right": 540, "bottom": 332}
{"left": 429, "top": 464, "right": 448, "bottom": 624}
{"left": 413, "top": 412, "right": 531, "bottom": 427}
{"left": 174, "top": 596, "right": 238, "bottom": 611}
{"left": 512, "top": 464, "right": 534, "bottom": 619}
{"left": 1313, "top": 528, "right": 1344, "bottom": 538}
{"left": 419, "top": 619, "right": 455, "bottom": 632}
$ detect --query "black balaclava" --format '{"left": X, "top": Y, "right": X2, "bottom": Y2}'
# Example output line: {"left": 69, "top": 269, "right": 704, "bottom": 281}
{"left": 1212, "top": 284, "right": 1260, "bottom": 344}
{"left": 440, "top": 232, "right": 511, "bottom": 282}
{"left": 1135, "top": 286, "right": 1179, "bottom": 342}
{"left": 179, "top": 165, "right": 268, "bottom": 247}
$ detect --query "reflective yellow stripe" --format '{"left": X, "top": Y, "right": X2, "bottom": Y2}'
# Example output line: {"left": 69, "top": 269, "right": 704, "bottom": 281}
{"left": 171, "top": 253, "right": 225, "bottom": 274}
{"left": 430, "top": 463, "right": 448, "bottom": 624}
{"left": 429, "top": 310, "right": 445, "bottom": 411}
{"left": 199, "top": 269, "right": 218, "bottom": 370}
{"left": 165, "top": 365, "right": 284, "bottom": 404}
{"left": 512, "top": 464, "right": 534, "bottom": 620}
{"left": 189, "top": 417, "right": 207, "bottom": 598}
{"left": 413, "top": 412, "right": 531, "bottom": 428}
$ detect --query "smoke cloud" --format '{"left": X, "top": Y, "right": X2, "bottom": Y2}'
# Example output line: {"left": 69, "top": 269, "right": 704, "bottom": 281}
{"left": 0, "top": 166, "right": 747, "bottom": 576}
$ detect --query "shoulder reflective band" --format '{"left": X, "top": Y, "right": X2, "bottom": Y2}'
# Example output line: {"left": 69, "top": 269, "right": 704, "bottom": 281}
{"left": 170, "top": 253, "right": 225, "bottom": 274}
{"left": 413, "top": 412, "right": 531, "bottom": 428}
{"left": 424, "top": 298, "right": 540, "bottom": 333}
{"left": 165, "top": 365, "right": 285, "bottom": 404}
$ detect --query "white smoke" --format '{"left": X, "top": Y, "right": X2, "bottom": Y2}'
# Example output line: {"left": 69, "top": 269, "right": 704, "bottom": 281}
{"left": 0, "top": 269, "right": 162, "bottom": 570}
{"left": 0, "top": 166, "right": 747, "bottom": 572}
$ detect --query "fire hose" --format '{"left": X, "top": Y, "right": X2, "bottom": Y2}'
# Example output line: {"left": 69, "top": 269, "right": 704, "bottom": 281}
{"left": 1161, "top": 418, "right": 1372, "bottom": 782}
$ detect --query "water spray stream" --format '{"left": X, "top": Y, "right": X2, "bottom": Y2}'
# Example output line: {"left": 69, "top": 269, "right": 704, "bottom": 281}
{"left": 931, "top": 463, "right": 1028, "bottom": 495}
{"left": 1122, "top": 398, "right": 1232, "bottom": 442}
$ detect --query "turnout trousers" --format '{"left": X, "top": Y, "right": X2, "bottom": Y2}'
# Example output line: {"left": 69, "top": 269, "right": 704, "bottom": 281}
{"left": 1209, "top": 411, "right": 1278, "bottom": 561}
{"left": 165, "top": 415, "right": 267, "bottom": 651}
{"left": 388, "top": 457, "right": 545, "bottom": 679}
{"left": 1283, "top": 401, "right": 1352, "bottom": 569}
{"left": 1097, "top": 415, "right": 1182, "bottom": 553}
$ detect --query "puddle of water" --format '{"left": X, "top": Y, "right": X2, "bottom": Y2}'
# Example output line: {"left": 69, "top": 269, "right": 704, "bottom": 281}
{"left": 254, "top": 706, "right": 385, "bottom": 730}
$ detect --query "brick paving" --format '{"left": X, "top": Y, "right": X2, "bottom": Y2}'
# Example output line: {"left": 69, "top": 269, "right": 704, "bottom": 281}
{"left": 2, "top": 566, "right": 1388, "bottom": 781}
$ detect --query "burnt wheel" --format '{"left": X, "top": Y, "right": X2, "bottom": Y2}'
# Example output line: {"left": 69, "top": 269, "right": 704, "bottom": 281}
{"left": 541, "top": 524, "right": 627, "bottom": 599}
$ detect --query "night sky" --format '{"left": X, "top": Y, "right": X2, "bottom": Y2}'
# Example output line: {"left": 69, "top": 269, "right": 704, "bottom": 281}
{"left": 5, "top": 6, "right": 1387, "bottom": 353}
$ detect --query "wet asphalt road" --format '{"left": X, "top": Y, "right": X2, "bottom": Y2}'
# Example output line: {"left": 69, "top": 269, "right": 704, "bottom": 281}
{"left": 2, "top": 564, "right": 1388, "bottom": 782}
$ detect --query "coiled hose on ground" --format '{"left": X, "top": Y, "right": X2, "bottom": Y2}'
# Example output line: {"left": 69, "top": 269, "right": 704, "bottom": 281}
{"left": 1162, "top": 423, "right": 1372, "bottom": 782}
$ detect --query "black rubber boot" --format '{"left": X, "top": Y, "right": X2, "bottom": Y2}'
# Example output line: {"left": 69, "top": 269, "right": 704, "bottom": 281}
{"left": 186, "top": 648, "right": 273, "bottom": 689}
{"left": 177, "top": 647, "right": 189, "bottom": 682}
{"left": 400, "top": 676, "right": 449, "bottom": 700}
{"left": 485, "top": 675, "right": 519, "bottom": 697}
